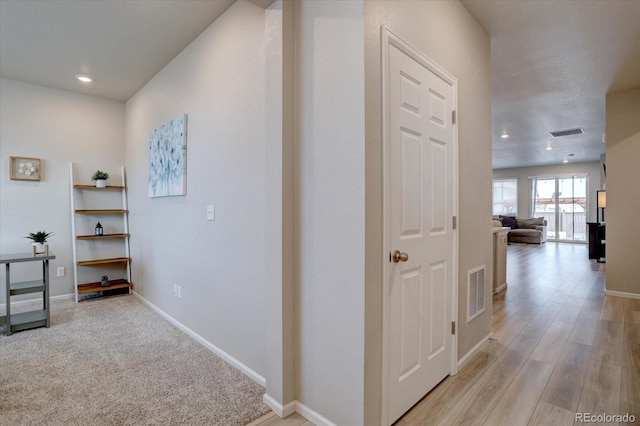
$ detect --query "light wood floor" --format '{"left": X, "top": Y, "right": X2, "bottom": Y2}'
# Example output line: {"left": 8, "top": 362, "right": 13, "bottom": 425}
{"left": 251, "top": 242, "right": 640, "bottom": 426}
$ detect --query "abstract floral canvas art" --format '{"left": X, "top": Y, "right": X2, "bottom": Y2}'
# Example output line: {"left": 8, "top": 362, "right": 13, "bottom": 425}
{"left": 148, "top": 114, "right": 187, "bottom": 197}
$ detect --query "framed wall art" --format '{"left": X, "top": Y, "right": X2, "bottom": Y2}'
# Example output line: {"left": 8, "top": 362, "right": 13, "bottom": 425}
{"left": 10, "top": 156, "right": 42, "bottom": 181}
{"left": 148, "top": 114, "right": 187, "bottom": 197}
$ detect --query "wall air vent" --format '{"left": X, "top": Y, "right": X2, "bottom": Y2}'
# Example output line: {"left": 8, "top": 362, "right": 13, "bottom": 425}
{"left": 548, "top": 127, "right": 584, "bottom": 138}
{"left": 467, "top": 266, "right": 486, "bottom": 322}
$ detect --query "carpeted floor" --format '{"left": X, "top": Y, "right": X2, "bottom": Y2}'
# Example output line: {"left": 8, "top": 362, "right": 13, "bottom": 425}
{"left": 0, "top": 295, "right": 270, "bottom": 425}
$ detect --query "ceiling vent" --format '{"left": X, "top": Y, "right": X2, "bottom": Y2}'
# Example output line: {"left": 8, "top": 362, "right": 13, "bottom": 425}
{"left": 548, "top": 127, "right": 584, "bottom": 138}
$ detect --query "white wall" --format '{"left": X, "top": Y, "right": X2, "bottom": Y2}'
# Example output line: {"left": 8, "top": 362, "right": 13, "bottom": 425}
{"left": 605, "top": 88, "right": 640, "bottom": 296}
{"left": 124, "top": 0, "right": 267, "bottom": 377}
{"left": 0, "top": 77, "right": 125, "bottom": 300}
{"left": 295, "top": 1, "right": 366, "bottom": 424}
{"left": 264, "top": 0, "right": 297, "bottom": 411}
{"left": 493, "top": 161, "right": 602, "bottom": 222}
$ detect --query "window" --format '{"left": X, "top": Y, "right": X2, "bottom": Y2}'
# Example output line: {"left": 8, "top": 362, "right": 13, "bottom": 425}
{"left": 493, "top": 178, "right": 517, "bottom": 216}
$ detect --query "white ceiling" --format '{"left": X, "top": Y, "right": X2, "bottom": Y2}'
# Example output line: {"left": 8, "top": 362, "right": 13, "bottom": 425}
{"left": 0, "top": 0, "right": 236, "bottom": 100}
{"left": 462, "top": 0, "right": 640, "bottom": 169}
{"left": 1, "top": 0, "right": 639, "bottom": 169}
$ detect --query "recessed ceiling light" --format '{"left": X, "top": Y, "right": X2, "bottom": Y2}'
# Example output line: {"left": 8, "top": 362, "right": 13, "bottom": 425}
{"left": 500, "top": 131, "right": 509, "bottom": 139}
{"left": 562, "top": 159, "right": 569, "bottom": 163}
{"left": 75, "top": 75, "right": 92, "bottom": 83}
{"left": 545, "top": 146, "right": 553, "bottom": 151}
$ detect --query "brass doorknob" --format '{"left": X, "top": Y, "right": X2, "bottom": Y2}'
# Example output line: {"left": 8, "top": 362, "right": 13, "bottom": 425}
{"left": 392, "top": 250, "right": 409, "bottom": 263}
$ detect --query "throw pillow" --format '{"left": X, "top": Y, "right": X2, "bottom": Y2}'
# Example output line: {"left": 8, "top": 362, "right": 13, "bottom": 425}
{"left": 500, "top": 216, "right": 517, "bottom": 229}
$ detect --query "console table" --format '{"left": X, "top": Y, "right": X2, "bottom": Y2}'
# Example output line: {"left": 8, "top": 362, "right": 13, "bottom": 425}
{"left": 1, "top": 252, "right": 55, "bottom": 335}
{"left": 587, "top": 223, "right": 605, "bottom": 263}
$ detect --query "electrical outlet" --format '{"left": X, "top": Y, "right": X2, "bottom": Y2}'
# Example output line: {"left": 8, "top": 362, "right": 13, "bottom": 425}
{"left": 207, "top": 205, "right": 215, "bottom": 221}
{"left": 56, "top": 267, "right": 65, "bottom": 277}
{"left": 177, "top": 285, "right": 182, "bottom": 299}
{"left": 173, "top": 284, "right": 178, "bottom": 297}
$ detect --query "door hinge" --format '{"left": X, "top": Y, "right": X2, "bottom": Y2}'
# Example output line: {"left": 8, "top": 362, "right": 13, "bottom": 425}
{"left": 452, "top": 216, "right": 457, "bottom": 230}
{"left": 451, "top": 321, "right": 456, "bottom": 335}
{"left": 452, "top": 110, "right": 457, "bottom": 125}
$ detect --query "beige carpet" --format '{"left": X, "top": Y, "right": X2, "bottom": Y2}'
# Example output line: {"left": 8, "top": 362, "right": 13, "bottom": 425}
{"left": 0, "top": 295, "right": 270, "bottom": 425}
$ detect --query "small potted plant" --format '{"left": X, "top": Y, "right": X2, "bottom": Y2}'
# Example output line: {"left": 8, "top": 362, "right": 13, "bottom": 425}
{"left": 26, "top": 231, "right": 54, "bottom": 255}
{"left": 101, "top": 275, "right": 109, "bottom": 287}
{"left": 91, "top": 170, "right": 110, "bottom": 188}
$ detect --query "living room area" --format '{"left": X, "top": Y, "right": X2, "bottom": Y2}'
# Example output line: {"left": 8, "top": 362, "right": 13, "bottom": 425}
{"left": 478, "top": 0, "right": 627, "bottom": 293}
{"left": 476, "top": 0, "right": 639, "bottom": 421}
{"left": 493, "top": 161, "right": 603, "bottom": 245}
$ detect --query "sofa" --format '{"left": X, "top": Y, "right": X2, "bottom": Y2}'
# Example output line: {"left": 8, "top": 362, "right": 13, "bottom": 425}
{"left": 495, "top": 216, "right": 547, "bottom": 244}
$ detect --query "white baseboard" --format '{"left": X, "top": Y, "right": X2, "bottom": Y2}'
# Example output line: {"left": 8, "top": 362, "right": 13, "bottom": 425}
{"left": 263, "top": 394, "right": 296, "bottom": 418}
{"left": 261, "top": 396, "right": 335, "bottom": 426}
{"left": 0, "top": 292, "right": 74, "bottom": 309}
{"left": 133, "top": 291, "right": 266, "bottom": 387}
{"left": 457, "top": 332, "right": 492, "bottom": 369}
{"left": 494, "top": 283, "right": 507, "bottom": 294}
{"left": 605, "top": 290, "right": 640, "bottom": 300}
{"left": 295, "top": 401, "right": 337, "bottom": 426}
{"left": 52, "top": 293, "right": 76, "bottom": 302}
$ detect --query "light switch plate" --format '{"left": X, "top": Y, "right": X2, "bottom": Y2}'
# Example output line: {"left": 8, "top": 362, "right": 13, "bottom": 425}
{"left": 207, "top": 205, "right": 215, "bottom": 221}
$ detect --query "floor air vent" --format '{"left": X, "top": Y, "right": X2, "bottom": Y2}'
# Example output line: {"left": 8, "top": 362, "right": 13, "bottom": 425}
{"left": 467, "top": 266, "right": 486, "bottom": 322}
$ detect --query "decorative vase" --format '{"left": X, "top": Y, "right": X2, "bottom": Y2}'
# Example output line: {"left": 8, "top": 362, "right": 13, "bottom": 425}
{"left": 95, "top": 179, "right": 107, "bottom": 188}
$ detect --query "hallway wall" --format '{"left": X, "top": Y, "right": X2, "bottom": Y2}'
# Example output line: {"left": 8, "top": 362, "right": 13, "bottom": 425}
{"left": 606, "top": 88, "right": 640, "bottom": 296}
{"left": 125, "top": 0, "right": 268, "bottom": 378}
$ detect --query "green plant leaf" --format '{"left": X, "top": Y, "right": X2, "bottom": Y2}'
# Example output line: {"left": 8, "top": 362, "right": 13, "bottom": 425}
{"left": 25, "top": 231, "right": 54, "bottom": 243}
{"left": 91, "top": 170, "right": 110, "bottom": 180}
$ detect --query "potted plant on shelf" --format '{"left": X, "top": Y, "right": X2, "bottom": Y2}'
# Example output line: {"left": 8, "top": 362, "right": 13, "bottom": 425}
{"left": 25, "top": 231, "right": 54, "bottom": 255}
{"left": 91, "top": 170, "right": 110, "bottom": 188}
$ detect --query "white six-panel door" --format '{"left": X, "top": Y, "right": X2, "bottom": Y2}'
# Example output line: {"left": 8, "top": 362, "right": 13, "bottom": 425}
{"left": 383, "top": 28, "right": 457, "bottom": 424}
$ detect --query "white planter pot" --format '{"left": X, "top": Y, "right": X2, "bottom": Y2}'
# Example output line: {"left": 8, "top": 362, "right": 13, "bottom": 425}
{"left": 32, "top": 242, "right": 49, "bottom": 255}
{"left": 95, "top": 179, "right": 107, "bottom": 188}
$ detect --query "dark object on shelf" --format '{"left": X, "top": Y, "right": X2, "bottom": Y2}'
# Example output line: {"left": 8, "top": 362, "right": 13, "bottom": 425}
{"left": 77, "top": 278, "right": 131, "bottom": 295}
{"left": 95, "top": 222, "right": 103, "bottom": 236}
{"left": 101, "top": 275, "right": 109, "bottom": 287}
